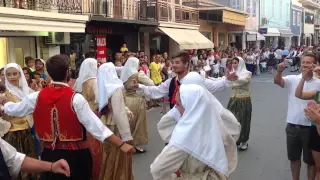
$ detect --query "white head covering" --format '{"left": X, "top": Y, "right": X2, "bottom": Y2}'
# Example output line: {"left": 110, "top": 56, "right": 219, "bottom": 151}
{"left": 73, "top": 58, "right": 97, "bottom": 92}
{"left": 170, "top": 84, "right": 229, "bottom": 176}
{"left": 233, "top": 57, "right": 250, "bottom": 76}
{"left": 161, "top": 72, "right": 239, "bottom": 174}
{"left": 120, "top": 57, "right": 140, "bottom": 83}
{"left": 97, "top": 62, "right": 124, "bottom": 112}
{"left": 4, "top": 63, "right": 29, "bottom": 100}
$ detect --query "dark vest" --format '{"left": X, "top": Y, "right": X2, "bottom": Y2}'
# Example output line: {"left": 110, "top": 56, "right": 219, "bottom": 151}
{"left": 0, "top": 148, "right": 11, "bottom": 180}
{"left": 168, "top": 77, "right": 180, "bottom": 109}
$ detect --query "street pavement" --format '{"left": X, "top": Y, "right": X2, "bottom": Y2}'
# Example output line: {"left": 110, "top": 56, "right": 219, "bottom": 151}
{"left": 133, "top": 70, "right": 307, "bottom": 180}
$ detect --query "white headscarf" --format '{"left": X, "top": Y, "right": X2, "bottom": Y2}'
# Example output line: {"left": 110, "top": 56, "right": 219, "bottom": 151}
{"left": 120, "top": 57, "right": 140, "bottom": 83}
{"left": 73, "top": 58, "right": 97, "bottom": 93}
{"left": 97, "top": 62, "right": 124, "bottom": 112}
{"left": 4, "top": 63, "right": 29, "bottom": 100}
{"left": 234, "top": 57, "right": 250, "bottom": 76}
{"left": 170, "top": 84, "right": 229, "bottom": 176}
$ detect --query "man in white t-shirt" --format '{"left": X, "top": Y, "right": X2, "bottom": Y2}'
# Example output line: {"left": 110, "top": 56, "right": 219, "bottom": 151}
{"left": 274, "top": 53, "right": 318, "bottom": 180}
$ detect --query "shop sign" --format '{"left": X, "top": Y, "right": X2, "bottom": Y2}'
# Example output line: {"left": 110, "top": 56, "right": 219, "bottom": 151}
{"left": 96, "top": 36, "right": 107, "bottom": 63}
{"left": 86, "top": 27, "right": 113, "bottom": 34}
{"left": 259, "top": 28, "right": 267, "bottom": 34}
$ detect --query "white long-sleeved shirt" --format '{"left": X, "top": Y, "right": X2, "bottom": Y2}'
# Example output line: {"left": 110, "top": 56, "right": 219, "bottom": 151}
{"left": 3, "top": 82, "right": 113, "bottom": 143}
{"left": 136, "top": 77, "right": 228, "bottom": 99}
{"left": 0, "top": 137, "right": 25, "bottom": 177}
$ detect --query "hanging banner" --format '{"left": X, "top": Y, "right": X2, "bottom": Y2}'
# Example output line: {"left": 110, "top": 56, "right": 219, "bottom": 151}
{"left": 96, "top": 35, "right": 107, "bottom": 64}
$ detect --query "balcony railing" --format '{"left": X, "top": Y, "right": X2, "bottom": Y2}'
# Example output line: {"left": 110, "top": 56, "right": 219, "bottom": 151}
{"left": 157, "top": 0, "right": 198, "bottom": 24}
{"left": 82, "top": 0, "right": 157, "bottom": 21}
{"left": 0, "top": 0, "right": 198, "bottom": 24}
{"left": 0, "top": 0, "right": 83, "bottom": 14}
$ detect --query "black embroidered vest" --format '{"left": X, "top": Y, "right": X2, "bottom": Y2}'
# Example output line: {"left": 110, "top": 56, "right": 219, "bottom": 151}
{"left": 0, "top": 148, "right": 11, "bottom": 180}
{"left": 168, "top": 77, "right": 180, "bottom": 109}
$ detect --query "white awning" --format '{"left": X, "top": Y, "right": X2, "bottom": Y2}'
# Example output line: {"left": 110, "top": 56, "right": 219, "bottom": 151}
{"left": 279, "top": 29, "right": 294, "bottom": 37}
{"left": 0, "top": 7, "right": 89, "bottom": 33}
{"left": 257, "top": 33, "right": 266, "bottom": 41}
{"left": 263, "top": 28, "right": 280, "bottom": 37}
{"left": 246, "top": 31, "right": 265, "bottom": 41}
{"left": 158, "top": 27, "right": 214, "bottom": 50}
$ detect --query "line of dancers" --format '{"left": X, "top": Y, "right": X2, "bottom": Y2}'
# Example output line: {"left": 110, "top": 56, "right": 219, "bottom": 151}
{"left": 0, "top": 51, "right": 254, "bottom": 180}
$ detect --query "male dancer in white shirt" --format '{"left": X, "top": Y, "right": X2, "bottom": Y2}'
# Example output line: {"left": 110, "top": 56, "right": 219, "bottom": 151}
{"left": 132, "top": 51, "right": 238, "bottom": 109}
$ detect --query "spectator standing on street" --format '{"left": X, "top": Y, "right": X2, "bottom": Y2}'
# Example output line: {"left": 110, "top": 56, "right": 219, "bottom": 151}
{"left": 274, "top": 52, "right": 318, "bottom": 180}
{"left": 149, "top": 54, "right": 163, "bottom": 86}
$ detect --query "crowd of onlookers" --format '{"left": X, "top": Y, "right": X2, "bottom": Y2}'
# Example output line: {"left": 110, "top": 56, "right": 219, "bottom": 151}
{"left": 0, "top": 57, "right": 51, "bottom": 93}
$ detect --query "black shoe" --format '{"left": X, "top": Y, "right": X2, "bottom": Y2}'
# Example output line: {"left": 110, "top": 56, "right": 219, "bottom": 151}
{"left": 135, "top": 147, "right": 146, "bottom": 153}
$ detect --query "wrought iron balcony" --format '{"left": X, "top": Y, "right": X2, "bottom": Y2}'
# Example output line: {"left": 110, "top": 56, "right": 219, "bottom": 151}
{"left": 82, "top": 0, "right": 157, "bottom": 21}
{"left": 0, "top": 0, "right": 197, "bottom": 24}
{"left": 157, "top": 0, "right": 199, "bottom": 24}
{"left": 0, "top": 0, "right": 83, "bottom": 14}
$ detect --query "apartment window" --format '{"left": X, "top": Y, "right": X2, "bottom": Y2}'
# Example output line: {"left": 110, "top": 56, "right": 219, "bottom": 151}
{"left": 246, "top": 0, "right": 251, "bottom": 14}
{"left": 297, "top": 12, "right": 301, "bottom": 26}
{"left": 293, "top": 11, "right": 296, "bottom": 26}
{"left": 252, "top": 0, "right": 256, "bottom": 17}
{"left": 279, "top": 0, "right": 282, "bottom": 19}
{"left": 231, "top": 0, "right": 241, "bottom": 10}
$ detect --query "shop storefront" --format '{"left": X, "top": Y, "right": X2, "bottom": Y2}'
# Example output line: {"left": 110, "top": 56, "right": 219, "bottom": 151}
{"left": 259, "top": 28, "right": 280, "bottom": 48}
{"left": 0, "top": 7, "right": 88, "bottom": 66}
{"left": 0, "top": 31, "right": 48, "bottom": 67}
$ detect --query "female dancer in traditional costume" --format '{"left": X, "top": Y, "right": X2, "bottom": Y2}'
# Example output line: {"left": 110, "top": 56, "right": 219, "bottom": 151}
{"left": 227, "top": 57, "right": 252, "bottom": 151}
{"left": 73, "top": 58, "right": 102, "bottom": 180}
{"left": 151, "top": 84, "right": 232, "bottom": 180}
{"left": 98, "top": 63, "right": 134, "bottom": 180}
{"left": 120, "top": 57, "right": 154, "bottom": 153}
{"left": 2, "top": 63, "right": 37, "bottom": 179}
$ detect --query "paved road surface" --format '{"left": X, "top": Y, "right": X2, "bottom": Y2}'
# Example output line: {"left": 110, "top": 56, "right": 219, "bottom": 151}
{"left": 133, "top": 71, "right": 308, "bottom": 180}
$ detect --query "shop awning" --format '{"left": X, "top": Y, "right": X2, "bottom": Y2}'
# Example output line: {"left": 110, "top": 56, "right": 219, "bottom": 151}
{"left": 158, "top": 27, "right": 214, "bottom": 50}
{"left": 222, "top": 10, "right": 246, "bottom": 26}
{"left": 0, "top": 7, "right": 88, "bottom": 33}
{"left": 263, "top": 28, "right": 280, "bottom": 37}
{"left": 279, "top": 29, "right": 294, "bottom": 37}
{"left": 246, "top": 31, "right": 265, "bottom": 41}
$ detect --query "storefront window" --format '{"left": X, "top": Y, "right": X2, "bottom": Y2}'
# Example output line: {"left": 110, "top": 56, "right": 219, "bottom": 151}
{"left": 0, "top": 38, "right": 7, "bottom": 67}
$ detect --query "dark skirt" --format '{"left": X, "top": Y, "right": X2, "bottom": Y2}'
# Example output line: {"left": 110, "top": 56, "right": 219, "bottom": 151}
{"left": 3, "top": 129, "right": 37, "bottom": 180}
{"left": 227, "top": 97, "right": 252, "bottom": 144}
{"left": 40, "top": 148, "right": 92, "bottom": 180}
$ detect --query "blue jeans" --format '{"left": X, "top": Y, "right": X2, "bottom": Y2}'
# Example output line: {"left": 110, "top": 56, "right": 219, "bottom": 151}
{"left": 30, "top": 126, "right": 41, "bottom": 158}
